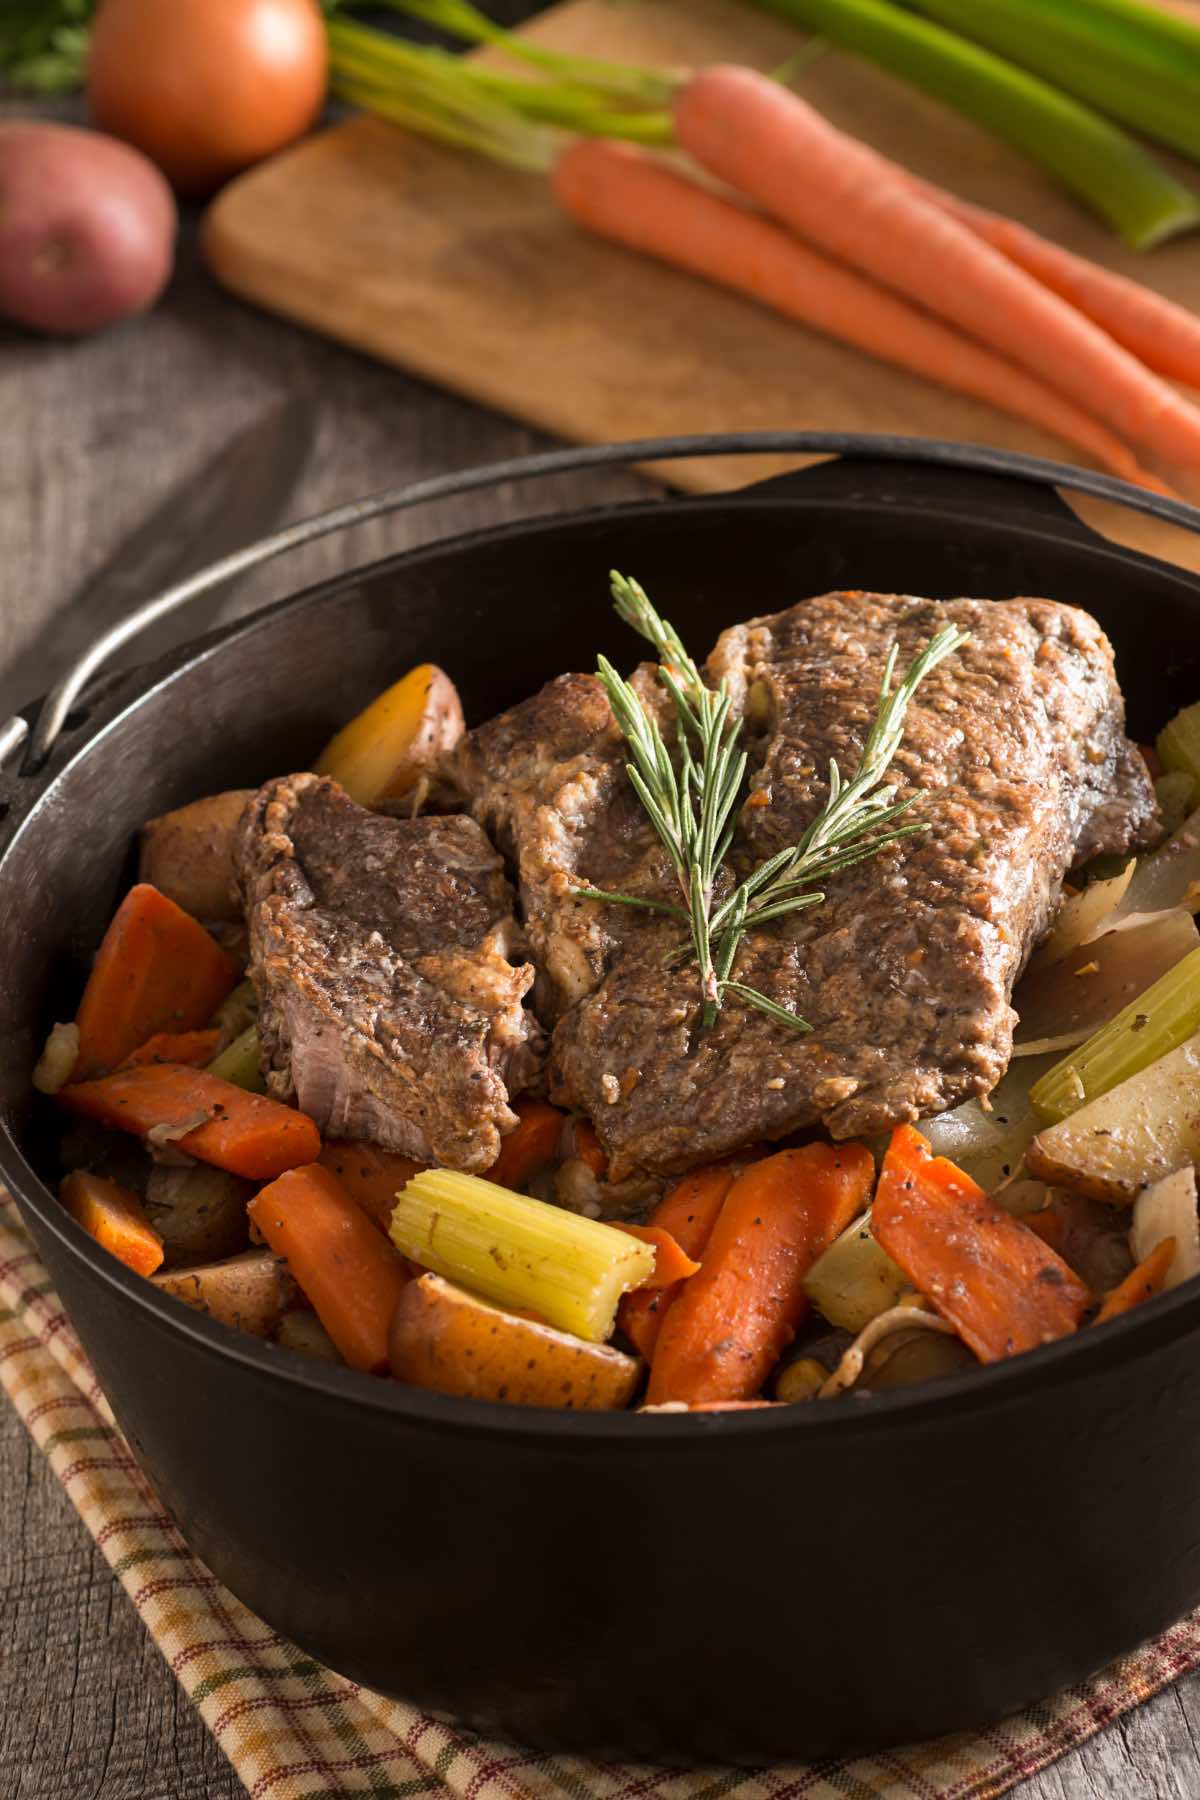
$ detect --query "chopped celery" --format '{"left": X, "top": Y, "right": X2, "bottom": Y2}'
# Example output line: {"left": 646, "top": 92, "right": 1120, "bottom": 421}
{"left": 1157, "top": 702, "right": 1200, "bottom": 812}
{"left": 905, "top": 0, "right": 1200, "bottom": 161}
{"left": 744, "top": 0, "right": 1200, "bottom": 247}
{"left": 1030, "top": 944, "right": 1200, "bottom": 1124}
{"left": 1156, "top": 771, "right": 1197, "bottom": 843}
{"left": 206, "top": 1026, "right": 266, "bottom": 1094}
{"left": 390, "top": 1169, "right": 655, "bottom": 1342}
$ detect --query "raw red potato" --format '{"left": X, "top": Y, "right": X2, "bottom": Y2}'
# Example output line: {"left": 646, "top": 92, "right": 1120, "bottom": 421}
{"left": 0, "top": 122, "right": 175, "bottom": 335}
{"left": 88, "top": 0, "right": 329, "bottom": 198}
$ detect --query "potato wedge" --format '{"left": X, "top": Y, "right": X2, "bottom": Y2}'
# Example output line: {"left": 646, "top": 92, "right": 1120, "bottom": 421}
{"left": 139, "top": 790, "right": 254, "bottom": 922}
{"left": 144, "top": 1162, "right": 253, "bottom": 1266}
{"left": 153, "top": 1247, "right": 296, "bottom": 1337}
{"left": 389, "top": 1272, "right": 642, "bottom": 1409}
{"left": 315, "top": 664, "right": 464, "bottom": 809}
{"left": 274, "top": 1310, "right": 343, "bottom": 1364}
{"left": 1026, "top": 1033, "right": 1200, "bottom": 1205}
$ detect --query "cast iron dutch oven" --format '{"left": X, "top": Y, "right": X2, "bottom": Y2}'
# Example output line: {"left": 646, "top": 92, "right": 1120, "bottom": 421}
{"left": 3, "top": 432, "right": 1200, "bottom": 1765}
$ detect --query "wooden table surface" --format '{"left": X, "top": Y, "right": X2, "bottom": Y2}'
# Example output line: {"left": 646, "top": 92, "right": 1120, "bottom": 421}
{"left": 4, "top": 65, "right": 1200, "bottom": 1800}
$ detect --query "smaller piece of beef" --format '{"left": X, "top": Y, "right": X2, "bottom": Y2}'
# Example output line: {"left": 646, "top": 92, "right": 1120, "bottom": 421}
{"left": 236, "top": 775, "right": 542, "bottom": 1172}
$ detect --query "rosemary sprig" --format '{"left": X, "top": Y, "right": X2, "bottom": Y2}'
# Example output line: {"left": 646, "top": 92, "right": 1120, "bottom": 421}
{"left": 577, "top": 575, "right": 968, "bottom": 1032}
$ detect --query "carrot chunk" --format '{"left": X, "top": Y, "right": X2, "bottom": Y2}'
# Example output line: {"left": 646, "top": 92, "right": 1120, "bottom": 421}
{"left": 317, "top": 1140, "right": 423, "bottom": 1234}
{"left": 73, "top": 884, "right": 239, "bottom": 1081}
{"left": 615, "top": 1224, "right": 701, "bottom": 1288}
{"left": 873, "top": 1125, "right": 1090, "bottom": 1362}
{"left": 573, "top": 1118, "right": 609, "bottom": 1178}
{"left": 59, "top": 1170, "right": 164, "bottom": 1277}
{"left": 122, "top": 1028, "right": 221, "bottom": 1069}
{"left": 59, "top": 1063, "right": 320, "bottom": 1182}
{"left": 1096, "top": 1238, "right": 1176, "bottom": 1324}
{"left": 647, "top": 1143, "right": 874, "bottom": 1407}
{"left": 617, "top": 1163, "right": 737, "bottom": 1358}
{"left": 484, "top": 1099, "right": 565, "bottom": 1191}
{"left": 249, "top": 1165, "right": 409, "bottom": 1373}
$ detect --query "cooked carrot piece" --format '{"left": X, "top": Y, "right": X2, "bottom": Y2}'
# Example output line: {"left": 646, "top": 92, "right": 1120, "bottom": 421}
{"left": 72, "top": 884, "right": 239, "bottom": 1081}
{"left": 59, "top": 1063, "right": 320, "bottom": 1182}
{"left": 484, "top": 1099, "right": 565, "bottom": 1190}
{"left": 249, "top": 1164, "right": 409, "bottom": 1374}
{"left": 615, "top": 1224, "right": 701, "bottom": 1288}
{"left": 873, "top": 1125, "right": 1090, "bottom": 1363}
{"left": 574, "top": 1118, "right": 609, "bottom": 1178}
{"left": 317, "top": 1140, "right": 424, "bottom": 1234}
{"left": 122, "top": 1028, "right": 221, "bottom": 1069}
{"left": 647, "top": 1143, "right": 874, "bottom": 1407}
{"left": 1096, "top": 1238, "right": 1176, "bottom": 1325}
{"left": 617, "top": 1163, "right": 737, "bottom": 1358}
{"left": 59, "top": 1171, "right": 164, "bottom": 1277}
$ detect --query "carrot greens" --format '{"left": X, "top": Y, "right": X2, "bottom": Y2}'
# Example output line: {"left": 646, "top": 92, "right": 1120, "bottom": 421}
{"left": 576, "top": 573, "right": 965, "bottom": 1031}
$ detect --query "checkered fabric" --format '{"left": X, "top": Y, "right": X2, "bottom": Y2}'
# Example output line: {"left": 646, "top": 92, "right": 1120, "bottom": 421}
{"left": 3, "top": 1187, "right": 1197, "bottom": 1800}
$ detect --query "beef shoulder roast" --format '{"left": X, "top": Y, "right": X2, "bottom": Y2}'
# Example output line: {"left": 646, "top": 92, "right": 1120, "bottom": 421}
{"left": 550, "top": 591, "right": 1159, "bottom": 1177}
{"left": 446, "top": 669, "right": 680, "bottom": 1022}
{"left": 236, "top": 774, "right": 542, "bottom": 1171}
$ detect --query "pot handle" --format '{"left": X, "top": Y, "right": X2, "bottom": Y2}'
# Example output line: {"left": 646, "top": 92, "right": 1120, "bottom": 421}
{"left": 7, "top": 429, "right": 1199, "bottom": 776}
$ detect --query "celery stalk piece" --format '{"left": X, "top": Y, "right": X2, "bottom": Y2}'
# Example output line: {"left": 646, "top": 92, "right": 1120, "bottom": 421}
{"left": 744, "top": 0, "right": 1200, "bottom": 247}
{"left": 905, "top": 0, "right": 1200, "bottom": 161}
{"left": 1155, "top": 771, "right": 1197, "bottom": 843}
{"left": 1157, "top": 702, "right": 1200, "bottom": 812}
{"left": 206, "top": 1026, "right": 266, "bottom": 1094}
{"left": 1030, "top": 944, "right": 1200, "bottom": 1124}
{"left": 390, "top": 1169, "right": 655, "bottom": 1342}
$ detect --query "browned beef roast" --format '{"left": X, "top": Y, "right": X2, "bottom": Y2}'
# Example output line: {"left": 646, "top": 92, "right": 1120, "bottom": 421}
{"left": 446, "top": 669, "right": 679, "bottom": 1023}
{"left": 542, "top": 592, "right": 1159, "bottom": 1177}
{"left": 236, "top": 774, "right": 542, "bottom": 1172}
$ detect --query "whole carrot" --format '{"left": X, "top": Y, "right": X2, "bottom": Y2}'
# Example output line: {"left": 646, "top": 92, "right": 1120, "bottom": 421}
{"left": 647, "top": 1143, "right": 874, "bottom": 1407}
{"left": 671, "top": 65, "right": 1200, "bottom": 472}
{"left": 249, "top": 1165, "right": 410, "bottom": 1373}
{"left": 552, "top": 141, "right": 1168, "bottom": 494}
{"left": 617, "top": 1162, "right": 737, "bottom": 1358}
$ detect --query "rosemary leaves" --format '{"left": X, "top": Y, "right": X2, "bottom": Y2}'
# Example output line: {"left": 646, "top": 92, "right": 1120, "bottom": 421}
{"left": 577, "top": 573, "right": 968, "bottom": 1030}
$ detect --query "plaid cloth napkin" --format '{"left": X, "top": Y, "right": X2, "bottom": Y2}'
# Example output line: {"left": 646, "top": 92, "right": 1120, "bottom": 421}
{"left": 4, "top": 1186, "right": 1199, "bottom": 1800}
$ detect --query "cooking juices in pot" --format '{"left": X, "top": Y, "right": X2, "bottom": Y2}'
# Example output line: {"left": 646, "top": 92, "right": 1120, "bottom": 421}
{"left": 35, "top": 575, "right": 1200, "bottom": 1412}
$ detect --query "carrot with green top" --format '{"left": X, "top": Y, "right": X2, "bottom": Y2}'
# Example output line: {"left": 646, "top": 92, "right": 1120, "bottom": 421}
{"left": 671, "top": 65, "right": 1200, "bottom": 472}
{"left": 552, "top": 142, "right": 1168, "bottom": 495}
{"left": 873, "top": 1125, "right": 1090, "bottom": 1362}
{"left": 249, "top": 1165, "right": 409, "bottom": 1373}
{"left": 647, "top": 1143, "right": 875, "bottom": 1407}
{"left": 59, "top": 1063, "right": 320, "bottom": 1181}
{"left": 73, "top": 883, "right": 239, "bottom": 1081}
{"left": 59, "top": 1171, "right": 164, "bottom": 1277}
{"left": 617, "top": 1162, "right": 737, "bottom": 1358}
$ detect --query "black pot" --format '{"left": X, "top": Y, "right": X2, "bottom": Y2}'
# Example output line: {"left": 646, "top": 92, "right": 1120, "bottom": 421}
{"left": 3, "top": 434, "right": 1200, "bottom": 1765}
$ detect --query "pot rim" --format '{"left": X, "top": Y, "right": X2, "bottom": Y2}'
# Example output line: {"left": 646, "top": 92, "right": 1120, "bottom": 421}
{"left": 5, "top": 428, "right": 1200, "bottom": 1446}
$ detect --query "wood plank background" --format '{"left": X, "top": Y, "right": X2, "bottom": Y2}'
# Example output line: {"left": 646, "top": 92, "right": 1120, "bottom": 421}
{"left": 7, "top": 7, "right": 1200, "bottom": 1791}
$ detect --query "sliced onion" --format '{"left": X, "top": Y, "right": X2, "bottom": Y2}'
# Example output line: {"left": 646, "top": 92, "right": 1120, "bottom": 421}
{"left": 1028, "top": 860, "right": 1135, "bottom": 973}
{"left": 1013, "top": 910, "right": 1199, "bottom": 1055}
{"left": 1132, "top": 1167, "right": 1200, "bottom": 1292}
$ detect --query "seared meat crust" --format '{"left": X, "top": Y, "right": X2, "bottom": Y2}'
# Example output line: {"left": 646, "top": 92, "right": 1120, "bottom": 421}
{"left": 549, "top": 592, "right": 1158, "bottom": 1176}
{"left": 236, "top": 774, "right": 542, "bottom": 1172}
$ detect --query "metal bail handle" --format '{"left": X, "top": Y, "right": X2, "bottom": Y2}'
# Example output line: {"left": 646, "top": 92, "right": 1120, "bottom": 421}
{"left": 6, "top": 429, "right": 1200, "bottom": 776}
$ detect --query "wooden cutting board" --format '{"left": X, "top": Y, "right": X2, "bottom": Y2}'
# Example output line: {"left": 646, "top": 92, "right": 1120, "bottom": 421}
{"left": 204, "top": 0, "right": 1200, "bottom": 569}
